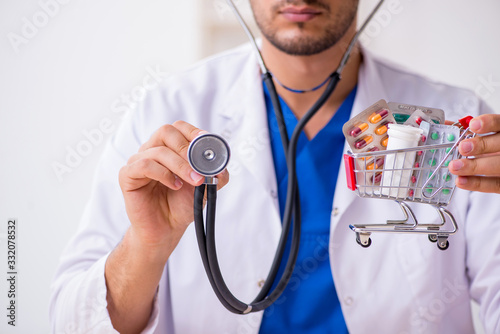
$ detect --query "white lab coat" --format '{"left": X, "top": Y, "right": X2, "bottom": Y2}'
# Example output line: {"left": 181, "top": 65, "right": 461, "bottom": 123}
{"left": 50, "top": 43, "right": 500, "bottom": 334}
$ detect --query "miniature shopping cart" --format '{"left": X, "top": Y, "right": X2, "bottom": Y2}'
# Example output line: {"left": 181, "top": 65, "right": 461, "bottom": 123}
{"left": 344, "top": 117, "right": 474, "bottom": 251}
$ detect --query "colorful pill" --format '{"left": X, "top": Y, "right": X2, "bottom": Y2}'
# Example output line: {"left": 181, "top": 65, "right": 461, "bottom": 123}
{"left": 415, "top": 117, "right": 423, "bottom": 125}
{"left": 421, "top": 135, "right": 427, "bottom": 143}
{"left": 367, "top": 158, "right": 385, "bottom": 170}
{"left": 425, "top": 185, "right": 434, "bottom": 194}
{"left": 447, "top": 133, "right": 456, "bottom": 142}
{"left": 445, "top": 147, "right": 452, "bottom": 153}
{"left": 442, "top": 188, "right": 451, "bottom": 195}
{"left": 369, "top": 109, "right": 389, "bottom": 124}
{"left": 414, "top": 162, "right": 420, "bottom": 168}
{"left": 444, "top": 160, "right": 451, "bottom": 167}
{"left": 443, "top": 173, "right": 452, "bottom": 182}
{"left": 431, "top": 132, "right": 439, "bottom": 140}
{"left": 381, "top": 136, "right": 389, "bottom": 147}
{"left": 355, "top": 136, "right": 373, "bottom": 149}
{"left": 349, "top": 122, "right": 369, "bottom": 137}
{"left": 429, "top": 159, "right": 437, "bottom": 166}
{"left": 375, "top": 122, "right": 391, "bottom": 135}
{"left": 417, "top": 151, "right": 423, "bottom": 156}
{"left": 408, "top": 189, "right": 415, "bottom": 197}
{"left": 411, "top": 175, "right": 417, "bottom": 184}
{"left": 371, "top": 172, "right": 382, "bottom": 184}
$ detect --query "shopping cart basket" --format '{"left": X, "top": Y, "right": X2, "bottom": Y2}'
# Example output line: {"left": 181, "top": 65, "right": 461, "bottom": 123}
{"left": 343, "top": 116, "right": 474, "bottom": 250}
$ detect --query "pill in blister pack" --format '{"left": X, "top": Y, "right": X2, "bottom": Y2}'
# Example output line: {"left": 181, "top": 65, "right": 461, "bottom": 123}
{"left": 413, "top": 123, "right": 461, "bottom": 202}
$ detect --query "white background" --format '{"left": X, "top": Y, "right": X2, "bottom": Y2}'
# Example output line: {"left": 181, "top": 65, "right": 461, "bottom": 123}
{"left": 0, "top": 0, "right": 498, "bottom": 332}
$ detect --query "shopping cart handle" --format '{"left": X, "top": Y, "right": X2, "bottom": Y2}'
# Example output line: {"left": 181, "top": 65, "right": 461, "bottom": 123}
{"left": 458, "top": 116, "right": 473, "bottom": 129}
{"left": 344, "top": 154, "right": 357, "bottom": 191}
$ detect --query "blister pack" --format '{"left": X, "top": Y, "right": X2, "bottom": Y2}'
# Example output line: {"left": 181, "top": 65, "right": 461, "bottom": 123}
{"left": 412, "top": 122, "right": 461, "bottom": 202}
{"left": 343, "top": 100, "right": 396, "bottom": 185}
{"left": 342, "top": 99, "right": 395, "bottom": 153}
{"left": 388, "top": 102, "right": 445, "bottom": 125}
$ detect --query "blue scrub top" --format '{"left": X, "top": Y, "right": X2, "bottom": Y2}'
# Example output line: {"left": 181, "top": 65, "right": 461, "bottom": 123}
{"left": 259, "top": 83, "right": 357, "bottom": 334}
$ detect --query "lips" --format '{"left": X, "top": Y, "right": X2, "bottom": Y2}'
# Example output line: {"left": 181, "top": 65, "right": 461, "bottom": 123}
{"left": 280, "top": 6, "right": 322, "bottom": 22}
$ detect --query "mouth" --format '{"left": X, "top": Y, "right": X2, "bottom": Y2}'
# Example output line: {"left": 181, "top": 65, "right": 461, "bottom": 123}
{"left": 279, "top": 6, "right": 322, "bottom": 23}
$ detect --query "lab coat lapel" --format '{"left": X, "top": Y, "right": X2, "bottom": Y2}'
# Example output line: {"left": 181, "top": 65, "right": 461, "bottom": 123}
{"left": 332, "top": 49, "right": 390, "bottom": 226}
{"left": 217, "top": 55, "right": 281, "bottom": 220}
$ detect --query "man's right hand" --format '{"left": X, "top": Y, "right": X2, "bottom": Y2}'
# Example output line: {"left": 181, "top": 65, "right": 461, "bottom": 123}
{"left": 118, "top": 120, "right": 230, "bottom": 251}
{"left": 106, "top": 120, "right": 229, "bottom": 334}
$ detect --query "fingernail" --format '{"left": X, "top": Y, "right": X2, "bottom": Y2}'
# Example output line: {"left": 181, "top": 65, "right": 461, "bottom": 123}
{"left": 449, "top": 160, "right": 464, "bottom": 171}
{"left": 174, "top": 177, "right": 183, "bottom": 188}
{"left": 460, "top": 141, "right": 473, "bottom": 154}
{"left": 469, "top": 119, "right": 482, "bottom": 132}
{"left": 191, "top": 171, "right": 204, "bottom": 182}
{"left": 197, "top": 130, "right": 209, "bottom": 136}
{"left": 457, "top": 176, "right": 468, "bottom": 185}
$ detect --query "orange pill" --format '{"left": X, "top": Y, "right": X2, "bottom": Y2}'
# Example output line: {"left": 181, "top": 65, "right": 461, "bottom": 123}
{"left": 375, "top": 122, "right": 391, "bottom": 135}
{"left": 355, "top": 136, "right": 373, "bottom": 150}
{"left": 367, "top": 158, "right": 385, "bottom": 170}
{"left": 369, "top": 109, "right": 389, "bottom": 124}
{"left": 381, "top": 136, "right": 389, "bottom": 147}
{"left": 349, "top": 122, "right": 369, "bottom": 137}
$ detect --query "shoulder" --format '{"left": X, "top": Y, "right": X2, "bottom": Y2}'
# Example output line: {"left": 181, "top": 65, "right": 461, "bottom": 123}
{"left": 363, "top": 49, "right": 488, "bottom": 119}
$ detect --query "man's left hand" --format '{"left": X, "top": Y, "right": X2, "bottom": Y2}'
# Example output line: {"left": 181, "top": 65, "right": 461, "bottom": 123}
{"left": 448, "top": 114, "right": 500, "bottom": 194}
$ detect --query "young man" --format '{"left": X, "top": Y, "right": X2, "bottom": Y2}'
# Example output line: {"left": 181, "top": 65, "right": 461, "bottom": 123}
{"left": 50, "top": 0, "right": 500, "bottom": 333}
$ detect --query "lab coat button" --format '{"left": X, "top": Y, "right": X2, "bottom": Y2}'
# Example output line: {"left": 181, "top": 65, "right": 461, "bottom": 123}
{"left": 270, "top": 190, "right": 278, "bottom": 198}
{"left": 344, "top": 297, "right": 354, "bottom": 306}
{"left": 257, "top": 279, "right": 265, "bottom": 288}
{"left": 333, "top": 207, "right": 340, "bottom": 217}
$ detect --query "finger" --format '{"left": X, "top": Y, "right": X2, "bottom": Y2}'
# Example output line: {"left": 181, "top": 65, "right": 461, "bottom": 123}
{"left": 172, "top": 120, "right": 207, "bottom": 142}
{"left": 458, "top": 132, "right": 500, "bottom": 157}
{"left": 119, "top": 158, "right": 182, "bottom": 191}
{"left": 455, "top": 176, "right": 500, "bottom": 194}
{"left": 467, "top": 114, "right": 500, "bottom": 134}
{"left": 128, "top": 147, "right": 205, "bottom": 186}
{"left": 216, "top": 169, "right": 230, "bottom": 190}
{"left": 448, "top": 155, "right": 500, "bottom": 177}
{"left": 139, "top": 123, "right": 204, "bottom": 161}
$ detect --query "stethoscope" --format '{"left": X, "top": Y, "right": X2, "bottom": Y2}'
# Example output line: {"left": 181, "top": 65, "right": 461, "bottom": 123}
{"left": 188, "top": 0, "right": 385, "bottom": 314}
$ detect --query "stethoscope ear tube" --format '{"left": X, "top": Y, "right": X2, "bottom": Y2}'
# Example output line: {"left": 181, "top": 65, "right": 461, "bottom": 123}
{"left": 194, "top": 0, "right": 384, "bottom": 315}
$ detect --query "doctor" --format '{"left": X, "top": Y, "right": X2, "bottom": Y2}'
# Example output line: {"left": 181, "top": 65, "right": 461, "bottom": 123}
{"left": 50, "top": 0, "right": 500, "bottom": 333}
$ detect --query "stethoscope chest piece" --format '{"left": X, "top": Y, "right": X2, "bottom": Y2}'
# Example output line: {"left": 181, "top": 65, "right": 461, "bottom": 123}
{"left": 188, "top": 133, "right": 230, "bottom": 177}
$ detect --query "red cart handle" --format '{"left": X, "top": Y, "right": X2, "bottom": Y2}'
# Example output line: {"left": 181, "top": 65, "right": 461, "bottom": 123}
{"left": 344, "top": 154, "right": 357, "bottom": 191}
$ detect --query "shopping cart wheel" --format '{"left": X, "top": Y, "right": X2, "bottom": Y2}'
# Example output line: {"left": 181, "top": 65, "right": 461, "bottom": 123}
{"left": 428, "top": 234, "right": 438, "bottom": 243}
{"left": 356, "top": 233, "right": 372, "bottom": 248}
{"left": 437, "top": 237, "right": 449, "bottom": 251}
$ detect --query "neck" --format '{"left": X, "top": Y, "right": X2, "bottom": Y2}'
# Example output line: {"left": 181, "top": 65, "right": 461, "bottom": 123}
{"left": 260, "top": 22, "right": 361, "bottom": 138}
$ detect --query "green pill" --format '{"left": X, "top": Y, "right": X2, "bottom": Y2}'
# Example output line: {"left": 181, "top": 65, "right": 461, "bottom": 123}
{"left": 426, "top": 186, "right": 434, "bottom": 194}
{"left": 431, "top": 132, "right": 439, "bottom": 140}
{"left": 428, "top": 172, "right": 436, "bottom": 180}
{"left": 442, "top": 189, "right": 451, "bottom": 195}
{"left": 447, "top": 133, "right": 456, "bottom": 142}
{"left": 444, "top": 160, "right": 451, "bottom": 167}
{"left": 443, "top": 174, "right": 452, "bottom": 182}
{"left": 394, "top": 114, "right": 410, "bottom": 124}
{"left": 429, "top": 159, "right": 437, "bottom": 166}
{"left": 430, "top": 149, "right": 436, "bottom": 154}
